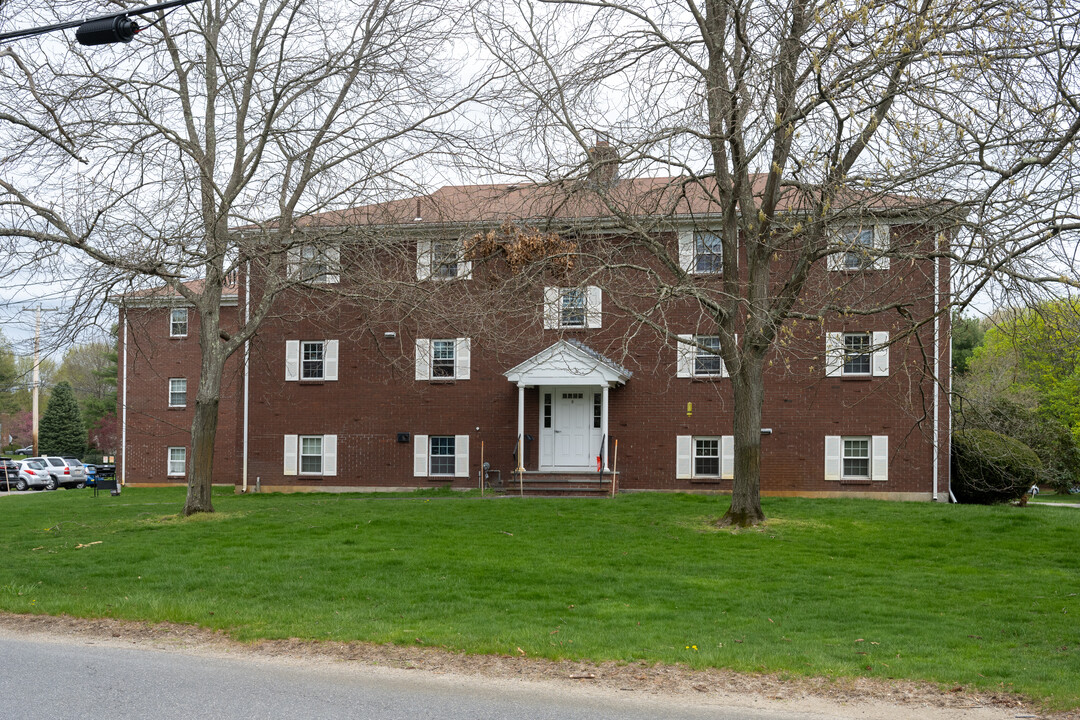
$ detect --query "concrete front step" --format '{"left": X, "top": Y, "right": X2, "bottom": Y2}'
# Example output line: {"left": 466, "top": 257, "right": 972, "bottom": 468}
{"left": 497, "top": 472, "right": 618, "bottom": 497}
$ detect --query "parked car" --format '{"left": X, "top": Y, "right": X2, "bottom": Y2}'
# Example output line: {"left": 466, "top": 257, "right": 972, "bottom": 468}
{"left": 13, "top": 460, "right": 50, "bottom": 491}
{"left": 14, "top": 446, "right": 33, "bottom": 456}
{"left": 1, "top": 457, "right": 20, "bottom": 491}
{"left": 24, "top": 456, "right": 87, "bottom": 490}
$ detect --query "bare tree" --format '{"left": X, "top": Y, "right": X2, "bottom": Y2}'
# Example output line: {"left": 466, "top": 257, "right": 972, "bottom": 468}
{"left": 0, "top": 0, "right": 480, "bottom": 514}
{"left": 474, "top": 0, "right": 1080, "bottom": 524}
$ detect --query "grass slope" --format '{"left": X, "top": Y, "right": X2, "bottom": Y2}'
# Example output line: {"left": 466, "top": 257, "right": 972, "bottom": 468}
{"left": 1, "top": 489, "right": 1077, "bottom": 709}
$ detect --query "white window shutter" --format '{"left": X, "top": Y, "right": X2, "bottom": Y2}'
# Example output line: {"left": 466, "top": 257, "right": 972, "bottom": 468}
{"left": 721, "top": 435, "right": 735, "bottom": 479}
{"left": 874, "top": 225, "right": 890, "bottom": 269}
{"left": 456, "top": 337, "right": 471, "bottom": 380}
{"left": 824, "top": 435, "right": 841, "bottom": 481}
{"left": 324, "top": 245, "right": 341, "bottom": 283}
{"left": 285, "top": 340, "right": 300, "bottom": 381}
{"left": 872, "top": 435, "right": 888, "bottom": 481}
{"left": 676, "top": 435, "right": 692, "bottom": 479}
{"left": 415, "top": 338, "right": 431, "bottom": 381}
{"left": 543, "top": 287, "right": 560, "bottom": 329}
{"left": 826, "top": 239, "right": 842, "bottom": 271}
{"left": 872, "top": 331, "right": 889, "bottom": 377}
{"left": 324, "top": 340, "right": 339, "bottom": 381}
{"left": 323, "top": 434, "right": 337, "bottom": 476}
{"left": 416, "top": 240, "right": 432, "bottom": 280}
{"left": 458, "top": 238, "right": 473, "bottom": 279}
{"left": 676, "top": 335, "right": 693, "bottom": 378}
{"left": 413, "top": 435, "right": 429, "bottom": 477}
{"left": 825, "top": 333, "right": 843, "bottom": 377}
{"left": 287, "top": 247, "right": 300, "bottom": 279}
{"left": 454, "top": 434, "right": 469, "bottom": 477}
{"left": 283, "top": 434, "right": 298, "bottom": 476}
{"left": 678, "top": 230, "right": 694, "bottom": 272}
{"left": 586, "top": 286, "right": 602, "bottom": 328}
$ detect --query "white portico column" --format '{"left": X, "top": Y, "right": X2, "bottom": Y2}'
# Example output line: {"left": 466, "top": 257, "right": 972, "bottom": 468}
{"left": 601, "top": 385, "right": 610, "bottom": 471}
{"left": 517, "top": 384, "right": 526, "bottom": 472}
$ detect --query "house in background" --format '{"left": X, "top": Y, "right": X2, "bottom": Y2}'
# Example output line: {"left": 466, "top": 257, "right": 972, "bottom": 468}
{"left": 116, "top": 165, "right": 952, "bottom": 500}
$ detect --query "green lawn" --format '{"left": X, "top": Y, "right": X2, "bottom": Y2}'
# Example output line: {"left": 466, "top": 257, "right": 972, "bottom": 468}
{"left": 1031, "top": 493, "right": 1080, "bottom": 504}
{"left": 2, "top": 488, "right": 1078, "bottom": 709}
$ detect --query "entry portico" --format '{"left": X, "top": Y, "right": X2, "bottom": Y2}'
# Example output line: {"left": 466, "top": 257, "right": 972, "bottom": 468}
{"left": 504, "top": 340, "right": 632, "bottom": 472}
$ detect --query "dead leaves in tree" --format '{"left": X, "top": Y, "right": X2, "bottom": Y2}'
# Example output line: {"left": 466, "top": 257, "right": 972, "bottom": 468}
{"left": 465, "top": 222, "right": 577, "bottom": 276}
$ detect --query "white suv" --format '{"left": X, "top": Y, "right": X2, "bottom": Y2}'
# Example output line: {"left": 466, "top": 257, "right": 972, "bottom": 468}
{"left": 25, "top": 456, "right": 87, "bottom": 490}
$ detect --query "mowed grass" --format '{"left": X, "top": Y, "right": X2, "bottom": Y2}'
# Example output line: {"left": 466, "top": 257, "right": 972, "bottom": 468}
{"left": 1, "top": 489, "right": 1078, "bottom": 709}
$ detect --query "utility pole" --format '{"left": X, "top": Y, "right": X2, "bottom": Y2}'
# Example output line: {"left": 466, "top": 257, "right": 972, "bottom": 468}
{"left": 18, "top": 305, "right": 54, "bottom": 456}
{"left": 32, "top": 306, "right": 40, "bottom": 455}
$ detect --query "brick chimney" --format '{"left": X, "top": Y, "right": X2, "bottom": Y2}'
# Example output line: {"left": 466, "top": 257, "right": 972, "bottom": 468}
{"left": 587, "top": 139, "right": 620, "bottom": 187}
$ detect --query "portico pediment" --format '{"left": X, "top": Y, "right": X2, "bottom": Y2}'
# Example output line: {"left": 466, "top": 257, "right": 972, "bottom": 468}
{"left": 504, "top": 339, "right": 632, "bottom": 387}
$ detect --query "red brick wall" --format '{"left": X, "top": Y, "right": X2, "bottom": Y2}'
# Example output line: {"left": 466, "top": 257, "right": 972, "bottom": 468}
{"left": 120, "top": 222, "right": 950, "bottom": 499}
{"left": 119, "top": 304, "right": 241, "bottom": 486}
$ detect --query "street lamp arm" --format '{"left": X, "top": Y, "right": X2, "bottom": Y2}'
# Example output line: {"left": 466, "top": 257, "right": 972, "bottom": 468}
{"left": 0, "top": 0, "right": 202, "bottom": 45}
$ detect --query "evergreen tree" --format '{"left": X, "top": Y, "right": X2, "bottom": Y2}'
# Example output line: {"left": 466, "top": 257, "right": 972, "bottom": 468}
{"left": 38, "top": 381, "right": 86, "bottom": 458}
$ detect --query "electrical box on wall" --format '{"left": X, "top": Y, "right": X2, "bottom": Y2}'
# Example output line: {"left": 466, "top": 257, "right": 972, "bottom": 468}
{"left": 396, "top": 433, "right": 410, "bottom": 443}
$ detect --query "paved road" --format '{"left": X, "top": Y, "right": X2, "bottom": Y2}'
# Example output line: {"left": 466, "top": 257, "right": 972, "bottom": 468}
{"left": 0, "top": 634, "right": 844, "bottom": 720}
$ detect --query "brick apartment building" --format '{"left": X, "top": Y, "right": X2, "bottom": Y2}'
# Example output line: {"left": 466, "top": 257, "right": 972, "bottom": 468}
{"left": 117, "top": 174, "right": 952, "bottom": 500}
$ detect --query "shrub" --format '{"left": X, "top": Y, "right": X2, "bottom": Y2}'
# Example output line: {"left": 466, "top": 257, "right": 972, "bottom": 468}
{"left": 961, "top": 398, "right": 1080, "bottom": 493}
{"left": 952, "top": 429, "right": 1042, "bottom": 504}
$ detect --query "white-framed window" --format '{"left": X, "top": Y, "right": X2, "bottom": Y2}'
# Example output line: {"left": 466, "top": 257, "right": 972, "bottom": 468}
{"left": 824, "top": 435, "right": 888, "bottom": 481}
{"left": 302, "top": 341, "right": 325, "bottom": 380}
{"left": 543, "top": 286, "right": 602, "bottom": 329}
{"left": 288, "top": 243, "right": 341, "bottom": 284}
{"left": 429, "top": 436, "right": 456, "bottom": 475}
{"left": 678, "top": 229, "right": 725, "bottom": 274}
{"left": 167, "top": 446, "right": 186, "bottom": 476}
{"left": 415, "top": 337, "right": 471, "bottom": 381}
{"left": 828, "top": 225, "right": 890, "bottom": 271}
{"left": 676, "top": 435, "right": 734, "bottom": 479}
{"left": 842, "top": 332, "right": 871, "bottom": 375}
{"left": 676, "top": 334, "right": 730, "bottom": 378}
{"left": 417, "top": 238, "right": 472, "bottom": 280}
{"left": 825, "top": 331, "right": 889, "bottom": 377}
{"left": 300, "top": 435, "right": 323, "bottom": 474}
{"left": 168, "top": 378, "right": 187, "bottom": 407}
{"left": 282, "top": 434, "right": 338, "bottom": 476}
{"left": 285, "top": 340, "right": 338, "bottom": 381}
{"left": 170, "top": 308, "right": 188, "bottom": 337}
{"left": 413, "top": 434, "right": 470, "bottom": 478}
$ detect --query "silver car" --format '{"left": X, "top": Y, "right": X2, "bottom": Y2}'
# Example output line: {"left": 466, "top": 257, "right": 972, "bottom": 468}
{"left": 25, "top": 456, "right": 87, "bottom": 490}
{"left": 14, "top": 460, "right": 51, "bottom": 491}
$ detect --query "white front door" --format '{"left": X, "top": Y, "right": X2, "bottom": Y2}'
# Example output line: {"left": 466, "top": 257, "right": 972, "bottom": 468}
{"left": 538, "top": 387, "right": 600, "bottom": 469}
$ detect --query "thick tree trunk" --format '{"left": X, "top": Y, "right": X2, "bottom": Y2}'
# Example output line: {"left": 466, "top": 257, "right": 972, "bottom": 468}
{"left": 183, "top": 323, "right": 226, "bottom": 516}
{"left": 719, "top": 356, "right": 766, "bottom": 527}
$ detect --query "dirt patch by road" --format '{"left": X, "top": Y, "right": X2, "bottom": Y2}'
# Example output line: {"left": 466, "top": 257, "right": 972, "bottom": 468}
{"left": 0, "top": 612, "right": 1069, "bottom": 720}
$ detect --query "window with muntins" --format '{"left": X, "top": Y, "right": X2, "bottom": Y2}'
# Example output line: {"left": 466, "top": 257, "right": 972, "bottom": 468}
{"left": 300, "top": 436, "right": 323, "bottom": 474}
{"left": 170, "top": 308, "right": 188, "bottom": 337}
{"left": 302, "top": 341, "right": 324, "bottom": 380}
{"left": 843, "top": 333, "right": 871, "bottom": 375}
{"left": 842, "top": 228, "right": 874, "bottom": 269}
{"left": 430, "top": 436, "right": 456, "bottom": 475}
{"left": 431, "top": 340, "right": 455, "bottom": 378}
{"left": 694, "top": 336, "right": 723, "bottom": 376}
{"left": 169, "top": 378, "right": 187, "bottom": 407}
{"left": 694, "top": 438, "right": 720, "bottom": 477}
{"left": 543, "top": 393, "right": 552, "bottom": 428}
{"left": 168, "top": 447, "right": 186, "bottom": 476}
{"left": 593, "top": 393, "right": 602, "bottom": 429}
{"left": 560, "top": 289, "right": 586, "bottom": 328}
{"left": 843, "top": 438, "right": 870, "bottom": 478}
{"left": 431, "top": 240, "right": 459, "bottom": 279}
{"left": 694, "top": 231, "right": 722, "bottom": 273}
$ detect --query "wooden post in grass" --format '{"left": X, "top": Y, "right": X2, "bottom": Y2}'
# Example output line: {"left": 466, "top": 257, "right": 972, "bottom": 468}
{"left": 611, "top": 439, "right": 618, "bottom": 498}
